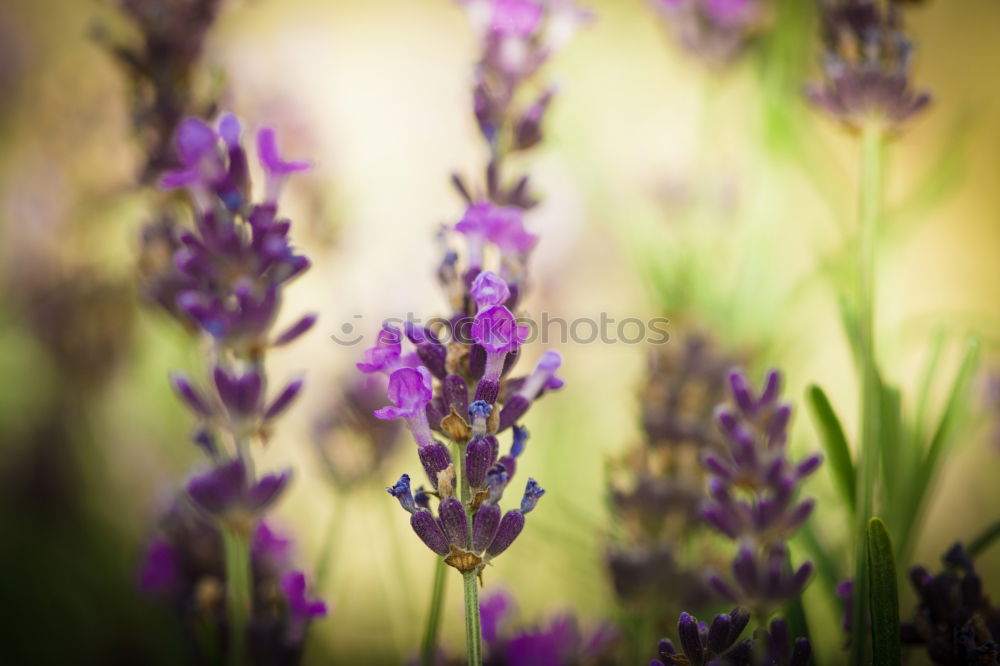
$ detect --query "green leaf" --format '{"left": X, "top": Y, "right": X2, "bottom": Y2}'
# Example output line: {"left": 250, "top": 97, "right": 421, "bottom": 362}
{"left": 878, "top": 383, "right": 904, "bottom": 532}
{"left": 897, "top": 336, "right": 981, "bottom": 559}
{"left": 922, "top": 336, "right": 981, "bottom": 474}
{"left": 806, "top": 384, "right": 856, "bottom": 515}
{"left": 867, "top": 517, "right": 900, "bottom": 666}
{"left": 968, "top": 521, "right": 1000, "bottom": 560}
{"left": 913, "top": 329, "right": 946, "bottom": 447}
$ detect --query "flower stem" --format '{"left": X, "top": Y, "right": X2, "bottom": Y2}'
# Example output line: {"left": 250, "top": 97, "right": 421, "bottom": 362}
{"left": 463, "top": 570, "right": 483, "bottom": 666}
{"left": 968, "top": 520, "right": 1000, "bottom": 559}
{"left": 314, "top": 490, "right": 345, "bottom": 592}
{"left": 420, "top": 557, "right": 449, "bottom": 666}
{"left": 850, "top": 123, "right": 885, "bottom": 666}
{"left": 451, "top": 439, "right": 483, "bottom": 665}
{"left": 222, "top": 526, "right": 252, "bottom": 666}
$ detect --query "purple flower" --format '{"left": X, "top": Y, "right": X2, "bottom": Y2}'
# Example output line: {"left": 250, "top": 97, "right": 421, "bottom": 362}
{"left": 481, "top": 590, "right": 512, "bottom": 644}
{"left": 356, "top": 324, "right": 405, "bottom": 375}
{"left": 472, "top": 305, "right": 528, "bottom": 355}
{"left": 807, "top": 0, "right": 931, "bottom": 131}
{"left": 252, "top": 521, "right": 294, "bottom": 571}
{"left": 257, "top": 127, "right": 309, "bottom": 204}
{"left": 902, "top": 543, "right": 1000, "bottom": 664}
{"left": 649, "top": 0, "right": 764, "bottom": 67}
{"left": 161, "top": 117, "right": 223, "bottom": 193}
{"left": 185, "top": 457, "right": 292, "bottom": 518}
{"left": 698, "top": 367, "right": 820, "bottom": 614}
{"left": 519, "top": 477, "right": 545, "bottom": 514}
{"left": 156, "top": 113, "right": 313, "bottom": 350}
{"left": 700, "top": 368, "right": 821, "bottom": 542}
{"left": 708, "top": 543, "right": 813, "bottom": 610}
{"left": 455, "top": 203, "right": 536, "bottom": 267}
{"left": 273, "top": 313, "right": 317, "bottom": 347}
{"left": 498, "top": 352, "right": 563, "bottom": 429}
{"left": 476, "top": 590, "right": 618, "bottom": 665}
{"left": 471, "top": 270, "right": 512, "bottom": 309}
{"left": 653, "top": 608, "right": 751, "bottom": 666}
{"left": 138, "top": 539, "right": 179, "bottom": 595}
{"left": 387, "top": 473, "right": 418, "bottom": 513}
{"left": 518, "top": 351, "right": 564, "bottom": 398}
{"left": 491, "top": 0, "right": 544, "bottom": 38}
{"left": 281, "top": 571, "right": 327, "bottom": 620}
{"left": 374, "top": 366, "right": 436, "bottom": 448}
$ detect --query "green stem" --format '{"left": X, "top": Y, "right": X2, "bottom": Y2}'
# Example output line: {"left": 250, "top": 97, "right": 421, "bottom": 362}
{"left": 222, "top": 526, "right": 252, "bottom": 666}
{"left": 850, "top": 123, "right": 885, "bottom": 666}
{"left": 463, "top": 570, "right": 483, "bottom": 666}
{"left": 420, "top": 557, "right": 449, "bottom": 666}
{"left": 968, "top": 520, "right": 1000, "bottom": 559}
{"left": 453, "top": 437, "right": 483, "bottom": 665}
{"left": 314, "top": 492, "right": 345, "bottom": 592}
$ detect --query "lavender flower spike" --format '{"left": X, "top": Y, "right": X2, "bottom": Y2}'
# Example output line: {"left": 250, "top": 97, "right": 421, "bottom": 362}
{"left": 699, "top": 366, "right": 821, "bottom": 614}
{"left": 807, "top": 0, "right": 931, "bottom": 131}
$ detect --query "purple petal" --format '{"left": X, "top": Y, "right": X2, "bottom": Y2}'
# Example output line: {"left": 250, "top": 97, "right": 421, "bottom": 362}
{"left": 175, "top": 117, "right": 218, "bottom": 164}
{"left": 170, "top": 372, "right": 213, "bottom": 416}
{"left": 186, "top": 458, "right": 247, "bottom": 514}
{"left": 486, "top": 510, "right": 525, "bottom": 557}
{"left": 245, "top": 469, "right": 292, "bottom": 512}
{"left": 438, "top": 497, "right": 469, "bottom": 548}
{"left": 411, "top": 509, "right": 450, "bottom": 556}
{"left": 273, "top": 314, "right": 317, "bottom": 346}
{"left": 257, "top": 127, "right": 310, "bottom": 176}
{"left": 265, "top": 379, "right": 305, "bottom": 419}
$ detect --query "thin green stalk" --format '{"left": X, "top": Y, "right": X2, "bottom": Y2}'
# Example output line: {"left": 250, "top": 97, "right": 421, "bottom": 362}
{"left": 850, "top": 123, "right": 885, "bottom": 666}
{"left": 222, "top": 526, "right": 252, "bottom": 666}
{"left": 454, "top": 438, "right": 483, "bottom": 665}
{"left": 463, "top": 570, "right": 483, "bottom": 666}
{"left": 314, "top": 491, "right": 345, "bottom": 592}
{"left": 420, "top": 558, "right": 449, "bottom": 666}
{"left": 968, "top": 520, "right": 1000, "bottom": 559}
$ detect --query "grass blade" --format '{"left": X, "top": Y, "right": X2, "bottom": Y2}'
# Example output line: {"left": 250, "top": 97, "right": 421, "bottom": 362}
{"left": 806, "top": 384, "right": 856, "bottom": 515}
{"left": 968, "top": 520, "right": 1000, "bottom": 560}
{"left": 867, "top": 517, "right": 900, "bottom": 666}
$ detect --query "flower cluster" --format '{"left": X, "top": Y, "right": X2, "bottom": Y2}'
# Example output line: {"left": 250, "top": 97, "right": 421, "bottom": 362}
{"left": 452, "top": 0, "right": 591, "bottom": 209}
{"left": 139, "top": 499, "right": 326, "bottom": 660}
{"left": 807, "top": 0, "right": 931, "bottom": 131}
{"left": 902, "top": 543, "right": 1000, "bottom": 664}
{"left": 361, "top": 0, "right": 584, "bottom": 581}
{"left": 606, "top": 333, "right": 740, "bottom": 621}
{"left": 164, "top": 114, "right": 314, "bottom": 521}
{"left": 147, "top": 113, "right": 324, "bottom": 658}
{"left": 473, "top": 590, "right": 618, "bottom": 665}
{"left": 653, "top": 609, "right": 811, "bottom": 666}
{"left": 649, "top": 0, "right": 767, "bottom": 67}
{"left": 701, "top": 369, "right": 821, "bottom": 614}
{"left": 369, "top": 270, "right": 563, "bottom": 575}
{"left": 99, "top": 0, "right": 224, "bottom": 182}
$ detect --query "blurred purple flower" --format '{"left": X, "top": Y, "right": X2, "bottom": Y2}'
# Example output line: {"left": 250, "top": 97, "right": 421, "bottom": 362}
{"left": 807, "top": 0, "right": 931, "bottom": 131}
{"left": 699, "top": 368, "right": 820, "bottom": 613}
